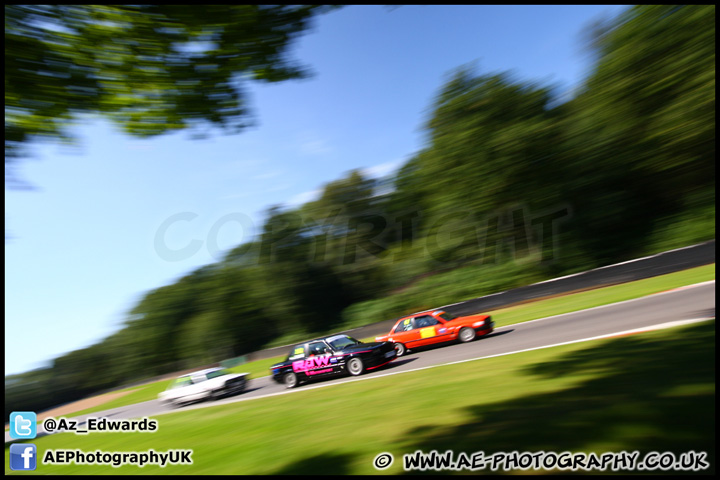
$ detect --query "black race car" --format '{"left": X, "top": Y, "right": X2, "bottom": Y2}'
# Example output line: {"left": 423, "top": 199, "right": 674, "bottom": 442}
{"left": 270, "top": 334, "right": 398, "bottom": 388}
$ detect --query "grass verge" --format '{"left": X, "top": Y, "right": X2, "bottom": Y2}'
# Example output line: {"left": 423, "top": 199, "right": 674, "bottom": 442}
{"left": 6, "top": 319, "right": 715, "bottom": 475}
{"left": 30, "top": 264, "right": 715, "bottom": 420}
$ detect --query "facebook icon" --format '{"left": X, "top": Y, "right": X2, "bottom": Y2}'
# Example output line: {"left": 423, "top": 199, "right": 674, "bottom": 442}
{"left": 10, "top": 444, "right": 37, "bottom": 471}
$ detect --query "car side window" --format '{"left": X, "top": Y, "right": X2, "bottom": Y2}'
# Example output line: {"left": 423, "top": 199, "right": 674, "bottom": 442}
{"left": 308, "top": 341, "right": 330, "bottom": 356}
{"left": 171, "top": 377, "right": 192, "bottom": 389}
{"left": 414, "top": 315, "right": 439, "bottom": 328}
{"left": 394, "top": 318, "right": 414, "bottom": 333}
{"left": 288, "top": 345, "right": 306, "bottom": 361}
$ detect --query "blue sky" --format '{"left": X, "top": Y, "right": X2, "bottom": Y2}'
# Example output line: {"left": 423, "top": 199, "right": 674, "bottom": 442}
{"left": 5, "top": 5, "right": 629, "bottom": 376}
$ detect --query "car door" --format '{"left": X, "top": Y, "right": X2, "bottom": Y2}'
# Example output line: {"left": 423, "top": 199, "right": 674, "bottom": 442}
{"left": 390, "top": 315, "right": 437, "bottom": 348}
{"left": 166, "top": 376, "right": 193, "bottom": 403}
{"left": 187, "top": 373, "right": 210, "bottom": 401}
{"left": 390, "top": 317, "right": 420, "bottom": 347}
{"left": 411, "top": 315, "right": 443, "bottom": 347}
{"left": 293, "top": 341, "right": 339, "bottom": 378}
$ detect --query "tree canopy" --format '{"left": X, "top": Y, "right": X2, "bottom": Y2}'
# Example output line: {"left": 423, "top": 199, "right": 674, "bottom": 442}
{"left": 5, "top": 5, "right": 335, "bottom": 182}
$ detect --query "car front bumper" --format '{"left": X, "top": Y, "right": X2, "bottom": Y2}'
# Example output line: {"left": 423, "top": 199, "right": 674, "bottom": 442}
{"left": 475, "top": 318, "right": 494, "bottom": 335}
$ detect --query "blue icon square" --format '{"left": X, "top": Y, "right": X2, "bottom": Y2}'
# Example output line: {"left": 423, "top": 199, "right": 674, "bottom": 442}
{"left": 10, "top": 411, "right": 37, "bottom": 439}
{"left": 10, "top": 443, "right": 37, "bottom": 471}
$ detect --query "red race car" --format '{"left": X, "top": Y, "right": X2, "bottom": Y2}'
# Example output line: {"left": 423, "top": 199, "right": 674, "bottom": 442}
{"left": 375, "top": 309, "right": 494, "bottom": 356}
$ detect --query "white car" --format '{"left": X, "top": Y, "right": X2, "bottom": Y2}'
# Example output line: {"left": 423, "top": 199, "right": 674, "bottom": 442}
{"left": 158, "top": 368, "right": 249, "bottom": 407}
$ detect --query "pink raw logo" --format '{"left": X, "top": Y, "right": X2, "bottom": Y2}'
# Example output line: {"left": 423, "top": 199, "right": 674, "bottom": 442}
{"left": 292, "top": 356, "right": 333, "bottom": 372}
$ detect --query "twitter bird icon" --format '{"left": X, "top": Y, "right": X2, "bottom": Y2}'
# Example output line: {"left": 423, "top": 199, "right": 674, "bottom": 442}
{"left": 10, "top": 411, "right": 37, "bottom": 439}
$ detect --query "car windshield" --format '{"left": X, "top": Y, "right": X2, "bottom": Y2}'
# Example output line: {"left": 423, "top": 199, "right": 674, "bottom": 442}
{"left": 169, "top": 377, "right": 192, "bottom": 389}
{"left": 326, "top": 335, "right": 361, "bottom": 350}
{"left": 206, "top": 369, "right": 230, "bottom": 380}
{"left": 436, "top": 311, "right": 456, "bottom": 321}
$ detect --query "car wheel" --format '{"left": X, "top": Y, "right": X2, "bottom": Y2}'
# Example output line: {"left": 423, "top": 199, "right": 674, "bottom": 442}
{"left": 394, "top": 343, "right": 407, "bottom": 357}
{"left": 347, "top": 357, "right": 364, "bottom": 376}
{"left": 458, "top": 327, "right": 476, "bottom": 343}
{"left": 284, "top": 372, "right": 299, "bottom": 389}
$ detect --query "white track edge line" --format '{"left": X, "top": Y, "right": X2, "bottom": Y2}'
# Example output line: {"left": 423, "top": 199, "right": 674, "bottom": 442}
{"left": 171, "top": 314, "right": 715, "bottom": 415}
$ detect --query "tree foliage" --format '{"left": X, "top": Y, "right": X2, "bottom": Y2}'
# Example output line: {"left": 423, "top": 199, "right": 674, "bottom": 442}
{"left": 6, "top": 5, "right": 715, "bottom": 419}
{"left": 5, "top": 5, "right": 334, "bottom": 182}
{"left": 562, "top": 5, "right": 715, "bottom": 259}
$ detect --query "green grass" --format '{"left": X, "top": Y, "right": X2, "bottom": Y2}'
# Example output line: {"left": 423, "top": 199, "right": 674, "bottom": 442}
{"left": 67, "top": 382, "right": 171, "bottom": 419}
{"left": 6, "top": 319, "right": 715, "bottom": 475}
{"left": 487, "top": 263, "right": 715, "bottom": 327}
{"left": 30, "top": 264, "right": 715, "bottom": 420}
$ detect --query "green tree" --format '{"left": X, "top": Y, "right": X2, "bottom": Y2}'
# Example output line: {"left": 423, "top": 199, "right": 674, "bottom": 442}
{"left": 410, "top": 67, "right": 564, "bottom": 268}
{"left": 563, "top": 5, "right": 715, "bottom": 261}
{"left": 258, "top": 205, "right": 353, "bottom": 333}
{"left": 5, "top": 5, "right": 336, "bottom": 182}
{"left": 302, "top": 170, "right": 391, "bottom": 300}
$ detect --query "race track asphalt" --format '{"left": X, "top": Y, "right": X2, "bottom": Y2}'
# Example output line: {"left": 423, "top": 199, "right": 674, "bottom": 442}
{"left": 10, "top": 280, "right": 713, "bottom": 444}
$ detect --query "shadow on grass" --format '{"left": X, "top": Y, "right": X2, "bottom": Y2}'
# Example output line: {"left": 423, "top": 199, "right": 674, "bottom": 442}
{"left": 397, "top": 320, "right": 715, "bottom": 474}
{"left": 273, "top": 452, "right": 357, "bottom": 475}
